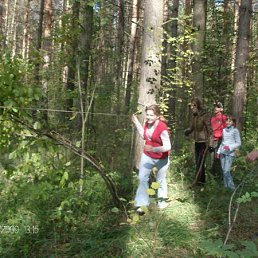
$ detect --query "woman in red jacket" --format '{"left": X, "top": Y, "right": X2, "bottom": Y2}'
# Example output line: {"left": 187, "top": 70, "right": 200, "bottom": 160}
{"left": 132, "top": 105, "right": 171, "bottom": 215}
{"left": 211, "top": 102, "right": 227, "bottom": 142}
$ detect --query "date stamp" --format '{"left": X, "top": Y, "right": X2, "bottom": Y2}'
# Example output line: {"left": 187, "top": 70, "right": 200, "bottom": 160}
{"left": 0, "top": 224, "right": 39, "bottom": 234}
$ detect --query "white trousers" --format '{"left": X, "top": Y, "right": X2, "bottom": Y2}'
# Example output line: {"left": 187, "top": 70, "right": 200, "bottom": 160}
{"left": 135, "top": 153, "right": 170, "bottom": 208}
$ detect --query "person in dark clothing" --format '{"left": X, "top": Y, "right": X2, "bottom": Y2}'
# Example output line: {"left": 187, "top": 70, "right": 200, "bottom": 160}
{"left": 184, "top": 97, "right": 213, "bottom": 184}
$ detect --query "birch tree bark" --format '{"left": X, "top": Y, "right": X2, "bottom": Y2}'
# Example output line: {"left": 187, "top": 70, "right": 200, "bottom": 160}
{"left": 231, "top": 0, "right": 240, "bottom": 76}
{"left": 10, "top": 0, "right": 18, "bottom": 57}
{"left": 22, "top": 0, "right": 31, "bottom": 59}
{"left": 41, "top": 0, "right": 53, "bottom": 122}
{"left": 134, "top": 0, "right": 164, "bottom": 168}
{"left": 232, "top": 0, "right": 252, "bottom": 130}
{"left": 0, "top": 0, "right": 7, "bottom": 51}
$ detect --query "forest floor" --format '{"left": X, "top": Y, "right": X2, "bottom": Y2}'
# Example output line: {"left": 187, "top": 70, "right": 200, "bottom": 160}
{"left": 3, "top": 159, "right": 257, "bottom": 257}
{"left": 83, "top": 163, "right": 258, "bottom": 258}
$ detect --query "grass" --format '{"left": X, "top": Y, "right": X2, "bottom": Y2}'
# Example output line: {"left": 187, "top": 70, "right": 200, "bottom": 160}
{"left": 1, "top": 158, "right": 258, "bottom": 257}
{"left": 75, "top": 170, "right": 257, "bottom": 257}
{"left": 82, "top": 161, "right": 258, "bottom": 258}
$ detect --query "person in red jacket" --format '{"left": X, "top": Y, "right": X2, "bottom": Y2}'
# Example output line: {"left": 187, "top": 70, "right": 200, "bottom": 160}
{"left": 210, "top": 102, "right": 227, "bottom": 177}
{"left": 211, "top": 102, "right": 227, "bottom": 142}
{"left": 132, "top": 104, "right": 171, "bottom": 215}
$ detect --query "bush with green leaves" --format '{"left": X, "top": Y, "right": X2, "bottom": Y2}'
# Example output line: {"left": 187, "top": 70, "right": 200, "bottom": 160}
{"left": 199, "top": 239, "right": 258, "bottom": 258}
{"left": 0, "top": 52, "right": 42, "bottom": 108}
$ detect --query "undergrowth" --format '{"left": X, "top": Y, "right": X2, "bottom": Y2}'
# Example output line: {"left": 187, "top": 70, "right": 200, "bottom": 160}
{"left": 0, "top": 142, "right": 258, "bottom": 257}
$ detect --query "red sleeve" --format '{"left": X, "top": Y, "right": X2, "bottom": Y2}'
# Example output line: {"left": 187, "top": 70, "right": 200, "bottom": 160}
{"left": 222, "top": 114, "right": 227, "bottom": 128}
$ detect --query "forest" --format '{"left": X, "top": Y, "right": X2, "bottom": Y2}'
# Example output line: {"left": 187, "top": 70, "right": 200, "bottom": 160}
{"left": 0, "top": 0, "right": 258, "bottom": 257}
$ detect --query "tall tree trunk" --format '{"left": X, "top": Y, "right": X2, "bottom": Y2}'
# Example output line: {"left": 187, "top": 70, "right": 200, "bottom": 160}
{"left": 79, "top": 2, "right": 94, "bottom": 158}
{"left": 66, "top": 0, "right": 80, "bottom": 111}
{"left": 41, "top": 0, "right": 53, "bottom": 122}
{"left": 161, "top": 0, "right": 169, "bottom": 115}
{"left": 161, "top": 0, "right": 169, "bottom": 76}
{"left": 35, "top": 0, "right": 45, "bottom": 83}
{"left": 231, "top": 0, "right": 240, "bottom": 77}
{"left": 10, "top": 0, "right": 17, "bottom": 57}
{"left": 124, "top": 0, "right": 139, "bottom": 114}
{"left": 232, "top": 0, "right": 252, "bottom": 131}
{"left": 174, "top": 0, "right": 192, "bottom": 151}
{"left": 60, "top": 0, "right": 68, "bottom": 91}
{"left": 115, "top": 0, "right": 125, "bottom": 115}
{"left": 192, "top": 0, "right": 207, "bottom": 97}
{"left": 22, "top": 0, "right": 31, "bottom": 59}
{"left": 0, "top": 0, "right": 7, "bottom": 51}
{"left": 81, "top": 3, "right": 93, "bottom": 111}
{"left": 168, "top": 0, "right": 179, "bottom": 126}
{"left": 134, "top": 0, "right": 164, "bottom": 168}
{"left": 220, "top": 0, "right": 233, "bottom": 99}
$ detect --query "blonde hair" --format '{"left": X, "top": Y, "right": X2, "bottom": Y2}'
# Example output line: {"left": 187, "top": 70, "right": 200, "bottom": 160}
{"left": 146, "top": 104, "right": 168, "bottom": 124}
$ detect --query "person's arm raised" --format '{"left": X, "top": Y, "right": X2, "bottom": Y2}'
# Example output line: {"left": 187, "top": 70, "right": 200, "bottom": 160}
{"left": 132, "top": 114, "right": 144, "bottom": 138}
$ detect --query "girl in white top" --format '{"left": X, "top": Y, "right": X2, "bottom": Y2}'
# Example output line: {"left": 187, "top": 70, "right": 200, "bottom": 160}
{"left": 217, "top": 116, "right": 241, "bottom": 190}
{"left": 132, "top": 105, "right": 171, "bottom": 215}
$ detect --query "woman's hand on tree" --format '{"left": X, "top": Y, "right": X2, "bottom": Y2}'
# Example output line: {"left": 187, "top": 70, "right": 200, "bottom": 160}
{"left": 131, "top": 114, "right": 138, "bottom": 124}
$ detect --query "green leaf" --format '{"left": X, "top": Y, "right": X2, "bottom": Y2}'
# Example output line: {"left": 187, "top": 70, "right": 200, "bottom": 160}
{"left": 9, "top": 151, "right": 17, "bottom": 159}
{"left": 111, "top": 207, "right": 119, "bottom": 213}
{"left": 69, "top": 112, "right": 78, "bottom": 121}
{"left": 240, "top": 240, "right": 258, "bottom": 253}
{"left": 224, "top": 250, "right": 240, "bottom": 258}
{"left": 78, "top": 179, "right": 83, "bottom": 187}
{"left": 75, "top": 141, "right": 81, "bottom": 148}
{"left": 151, "top": 182, "right": 160, "bottom": 190}
{"left": 60, "top": 171, "right": 69, "bottom": 187}
{"left": 33, "top": 121, "right": 42, "bottom": 129}
{"left": 63, "top": 171, "right": 69, "bottom": 180}
{"left": 147, "top": 188, "right": 156, "bottom": 196}
{"left": 65, "top": 161, "right": 71, "bottom": 166}
{"left": 132, "top": 215, "right": 139, "bottom": 222}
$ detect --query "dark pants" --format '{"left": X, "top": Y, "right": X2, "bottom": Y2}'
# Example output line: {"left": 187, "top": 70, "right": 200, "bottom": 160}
{"left": 211, "top": 139, "right": 223, "bottom": 178}
{"left": 195, "top": 142, "right": 207, "bottom": 184}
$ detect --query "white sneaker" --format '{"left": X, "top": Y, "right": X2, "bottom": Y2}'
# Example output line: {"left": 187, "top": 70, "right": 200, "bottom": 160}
{"left": 136, "top": 207, "right": 145, "bottom": 216}
{"left": 158, "top": 202, "right": 169, "bottom": 209}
